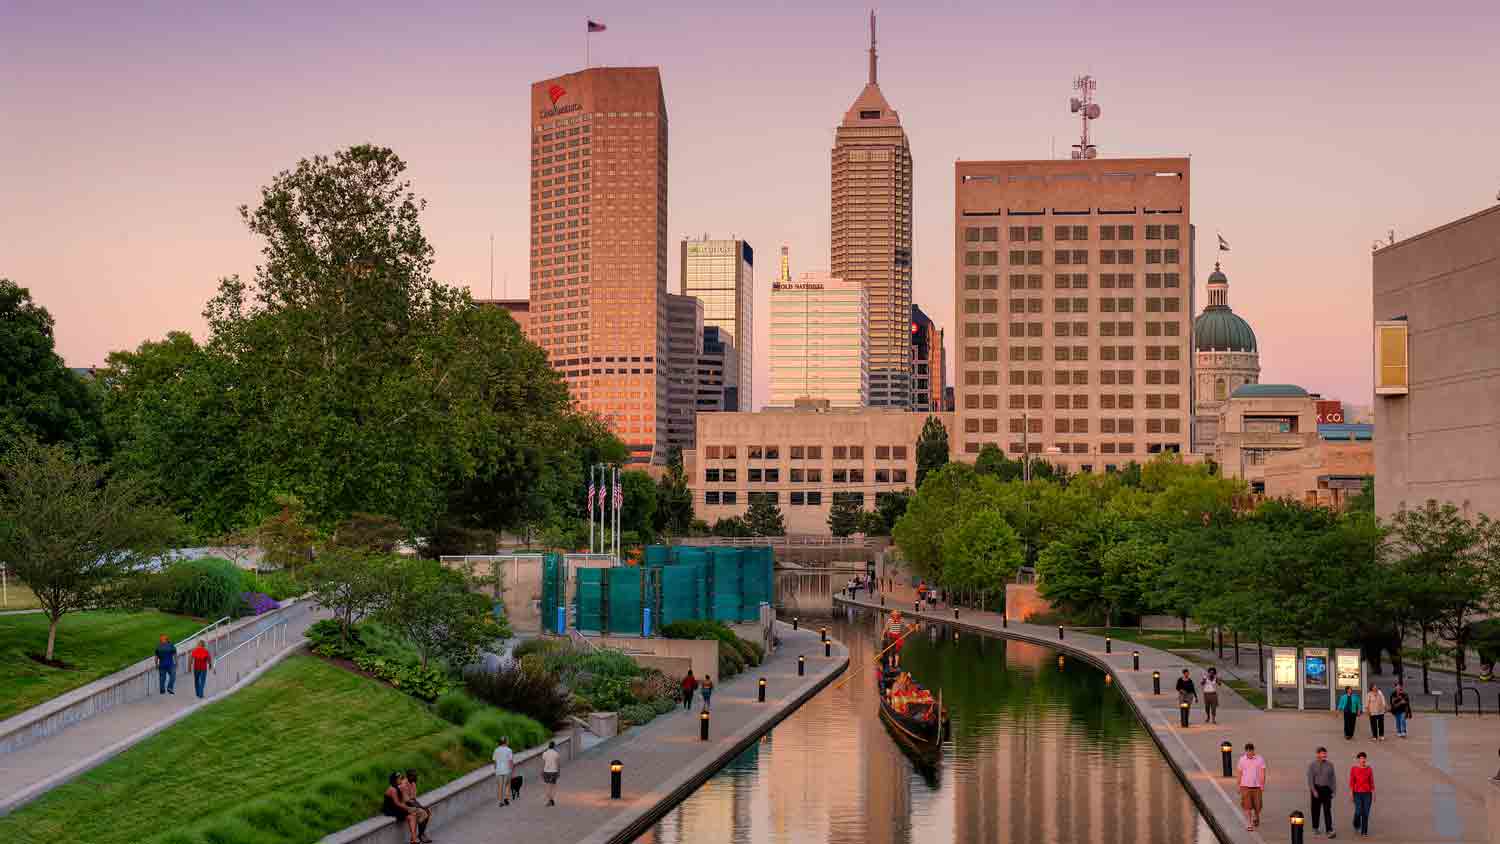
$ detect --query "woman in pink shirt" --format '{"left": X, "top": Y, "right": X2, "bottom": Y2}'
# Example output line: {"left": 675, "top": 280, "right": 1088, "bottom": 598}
{"left": 1235, "top": 742, "right": 1267, "bottom": 830}
{"left": 1350, "top": 751, "right": 1375, "bottom": 836}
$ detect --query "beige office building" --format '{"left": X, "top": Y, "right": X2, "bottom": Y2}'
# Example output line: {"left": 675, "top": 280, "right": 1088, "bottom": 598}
{"left": 680, "top": 237, "right": 753, "bottom": 410}
{"left": 769, "top": 272, "right": 869, "bottom": 408}
{"left": 831, "top": 13, "right": 913, "bottom": 409}
{"left": 1212, "top": 384, "right": 1321, "bottom": 487}
{"left": 1373, "top": 203, "right": 1500, "bottom": 518}
{"left": 528, "top": 67, "right": 669, "bottom": 463}
{"left": 952, "top": 158, "right": 1194, "bottom": 471}
{"left": 686, "top": 408, "right": 941, "bottom": 534}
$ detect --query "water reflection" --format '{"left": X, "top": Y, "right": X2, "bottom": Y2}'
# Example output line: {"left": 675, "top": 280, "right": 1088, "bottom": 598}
{"left": 636, "top": 610, "right": 1218, "bottom": 844}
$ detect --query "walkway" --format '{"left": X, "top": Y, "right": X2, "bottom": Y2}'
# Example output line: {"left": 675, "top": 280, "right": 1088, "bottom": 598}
{"left": 839, "top": 595, "right": 1496, "bottom": 844}
{"left": 0, "top": 600, "right": 323, "bottom": 810}
{"left": 436, "top": 623, "right": 847, "bottom": 844}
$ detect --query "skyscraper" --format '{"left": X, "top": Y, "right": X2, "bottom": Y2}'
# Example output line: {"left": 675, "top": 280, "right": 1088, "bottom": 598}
{"left": 528, "top": 67, "right": 669, "bottom": 464}
{"left": 680, "top": 236, "right": 753, "bottom": 411}
{"left": 911, "top": 304, "right": 946, "bottom": 414}
{"left": 831, "top": 12, "right": 913, "bottom": 409}
{"left": 663, "top": 292, "right": 703, "bottom": 453}
{"left": 952, "top": 157, "right": 1194, "bottom": 471}
{"left": 769, "top": 271, "right": 869, "bottom": 408}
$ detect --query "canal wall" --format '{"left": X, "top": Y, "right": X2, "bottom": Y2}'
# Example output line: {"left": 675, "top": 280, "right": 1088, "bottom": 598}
{"left": 837, "top": 595, "right": 1497, "bottom": 844}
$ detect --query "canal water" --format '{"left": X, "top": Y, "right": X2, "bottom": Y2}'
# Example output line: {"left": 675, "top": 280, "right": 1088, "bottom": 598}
{"left": 636, "top": 609, "right": 1218, "bottom": 844}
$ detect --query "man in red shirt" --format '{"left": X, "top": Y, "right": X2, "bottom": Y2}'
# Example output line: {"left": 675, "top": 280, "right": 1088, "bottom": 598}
{"left": 189, "top": 639, "right": 213, "bottom": 699}
{"left": 1350, "top": 751, "right": 1375, "bottom": 836}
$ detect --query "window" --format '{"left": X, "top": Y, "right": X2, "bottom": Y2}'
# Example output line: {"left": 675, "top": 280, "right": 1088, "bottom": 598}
{"left": 875, "top": 445, "right": 890, "bottom": 460}
{"left": 1072, "top": 225, "right": 1088, "bottom": 240}
{"left": 722, "top": 469, "right": 737, "bottom": 482}
{"left": 1165, "top": 225, "right": 1180, "bottom": 240}
{"left": 1009, "top": 226, "right": 1026, "bottom": 241}
{"left": 965, "top": 227, "right": 981, "bottom": 242}
{"left": 705, "top": 491, "right": 720, "bottom": 505}
{"left": 1118, "top": 225, "right": 1134, "bottom": 240}
{"left": 893, "top": 446, "right": 907, "bottom": 460}
{"left": 748, "top": 468, "right": 763, "bottom": 482}
{"left": 806, "top": 491, "right": 822, "bottom": 506}
{"left": 1164, "top": 249, "right": 1179, "bottom": 264}
{"left": 807, "top": 446, "right": 822, "bottom": 459}
{"left": 1009, "top": 250, "right": 1026, "bottom": 266}
{"left": 893, "top": 469, "right": 908, "bottom": 483}
{"left": 748, "top": 491, "right": 778, "bottom": 505}
{"left": 1055, "top": 225, "right": 1072, "bottom": 241}
{"left": 849, "top": 446, "right": 864, "bottom": 459}
{"left": 790, "top": 445, "right": 804, "bottom": 459}
{"left": 875, "top": 469, "right": 890, "bottom": 483}
{"left": 982, "top": 226, "right": 999, "bottom": 241}
{"left": 705, "top": 469, "right": 720, "bottom": 482}
{"left": 790, "top": 491, "right": 805, "bottom": 506}
{"left": 1146, "top": 249, "right": 1162, "bottom": 264}
{"left": 722, "top": 446, "right": 736, "bottom": 459}
{"left": 832, "top": 492, "right": 863, "bottom": 507}
{"left": 1146, "top": 224, "right": 1162, "bottom": 240}
{"left": 1118, "top": 249, "right": 1135, "bottom": 264}
{"left": 790, "top": 468, "right": 804, "bottom": 483}
{"left": 832, "top": 469, "right": 847, "bottom": 483}
{"left": 721, "top": 491, "right": 737, "bottom": 505}
{"left": 765, "top": 468, "right": 780, "bottom": 482}
{"left": 705, "top": 446, "right": 721, "bottom": 459}
{"left": 1028, "top": 226, "right": 1043, "bottom": 241}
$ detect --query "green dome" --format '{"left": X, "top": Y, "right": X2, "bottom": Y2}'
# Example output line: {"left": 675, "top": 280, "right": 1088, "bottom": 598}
{"left": 1230, "top": 383, "right": 1307, "bottom": 399}
{"left": 1194, "top": 307, "right": 1257, "bottom": 352}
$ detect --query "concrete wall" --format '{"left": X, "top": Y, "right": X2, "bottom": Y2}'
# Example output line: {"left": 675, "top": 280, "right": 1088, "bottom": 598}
{"left": 1373, "top": 203, "right": 1500, "bottom": 519}
{"left": 593, "top": 636, "right": 720, "bottom": 680}
{"left": 1004, "top": 583, "right": 1051, "bottom": 622}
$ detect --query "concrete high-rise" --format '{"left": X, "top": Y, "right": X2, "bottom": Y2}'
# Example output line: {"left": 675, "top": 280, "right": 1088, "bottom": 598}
{"left": 528, "top": 67, "right": 669, "bottom": 464}
{"left": 911, "top": 304, "right": 946, "bottom": 414}
{"left": 680, "top": 236, "right": 753, "bottom": 411}
{"left": 952, "top": 158, "right": 1194, "bottom": 471}
{"left": 663, "top": 293, "right": 703, "bottom": 453}
{"left": 769, "top": 271, "right": 869, "bottom": 409}
{"left": 831, "top": 12, "right": 913, "bottom": 409}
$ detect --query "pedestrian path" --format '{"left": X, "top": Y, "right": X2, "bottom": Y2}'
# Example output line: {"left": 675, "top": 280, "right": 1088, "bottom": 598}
{"left": 838, "top": 595, "right": 1496, "bottom": 844}
{"left": 0, "top": 600, "right": 323, "bottom": 811}
{"left": 432, "top": 623, "right": 846, "bottom": 844}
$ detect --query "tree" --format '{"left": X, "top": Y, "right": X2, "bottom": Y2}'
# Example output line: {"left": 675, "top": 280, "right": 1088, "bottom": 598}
{"left": 306, "top": 546, "right": 394, "bottom": 641}
{"left": 618, "top": 470, "right": 658, "bottom": 541}
{"left": 653, "top": 448, "right": 694, "bottom": 537}
{"left": 712, "top": 516, "right": 752, "bottom": 538}
{"left": 857, "top": 508, "right": 890, "bottom": 537}
{"left": 0, "top": 439, "right": 177, "bottom": 661}
{"left": 1385, "top": 501, "right": 1493, "bottom": 687}
{"left": 940, "top": 509, "right": 1024, "bottom": 593}
{"left": 875, "top": 490, "right": 911, "bottom": 533}
{"left": 975, "top": 444, "right": 1022, "bottom": 481}
{"left": 253, "top": 495, "right": 319, "bottom": 578}
{"left": 828, "top": 497, "right": 861, "bottom": 537}
{"left": 377, "top": 559, "right": 498, "bottom": 670}
{"left": 914, "top": 415, "right": 950, "bottom": 488}
{"left": 332, "top": 512, "right": 406, "bottom": 552}
{"left": 0, "top": 279, "right": 108, "bottom": 458}
{"left": 892, "top": 462, "right": 978, "bottom": 582}
{"left": 744, "top": 496, "right": 786, "bottom": 537}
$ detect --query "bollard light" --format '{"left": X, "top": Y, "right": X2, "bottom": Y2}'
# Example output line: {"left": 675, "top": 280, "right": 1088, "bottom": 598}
{"left": 880, "top": 596, "right": 885, "bottom": 607}
{"left": 1133, "top": 650, "right": 1140, "bottom": 671}
{"left": 954, "top": 608, "right": 960, "bottom": 620}
{"left": 798, "top": 655, "right": 805, "bottom": 676}
{"left": 914, "top": 600, "right": 921, "bottom": 613}
{"left": 1105, "top": 636, "right": 1112, "bottom": 654}
{"left": 610, "top": 759, "right": 623, "bottom": 799}
{"left": 758, "top": 677, "right": 766, "bottom": 703}
{"left": 953, "top": 630, "right": 959, "bottom": 641}
{"left": 1057, "top": 655, "right": 1065, "bottom": 669}
{"left": 1220, "top": 742, "right": 1233, "bottom": 777}
{"left": 1152, "top": 671, "right": 1161, "bottom": 695}
{"left": 700, "top": 710, "right": 710, "bottom": 741}
{"left": 1290, "top": 810, "right": 1305, "bottom": 844}
{"left": 1058, "top": 626, "right": 1065, "bottom": 640}
{"left": 820, "top": 627, "right": 827, "bottom": 643}
{"left": 1002, "top": 614, "right": 1008, "bottom": 628}
{"left": 793, "top": 617, "right": 799, "bottom": 631}
{"left": 1179, "top": 700, "right": 1190, "bottom": 728}
{"left": 1105, "top": 674, "right": 1113, "bottom": 686}
{"left": 825, "top": 640, "right": 831, "bottom": 657}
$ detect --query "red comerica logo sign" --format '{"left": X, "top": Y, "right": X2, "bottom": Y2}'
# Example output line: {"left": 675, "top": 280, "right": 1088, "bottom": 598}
{"left": 547, "top": 85, "right": 566, "bottom": 106}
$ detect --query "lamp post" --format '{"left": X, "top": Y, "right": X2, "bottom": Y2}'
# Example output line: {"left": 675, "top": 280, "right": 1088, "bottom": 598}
{"left": 1105, "top": 635, "right": 1112, "bottom": 654}
{"left": 1058, "top": 626, "right": 1065, "bottom": 640}
{"left": 1152, "top": 671, "right": 1161, "bottom": 695}
{"left": 1220, "top": 742, "right": 1233, "bottom": 777}
{"left": 1289, "top": 811, "right": 1305, "bottom": 844}
{"left": 758, "top": 677, "right": 766, "bottom": 703}
{"left": 1133, "top": 650, "right": 1140, "bottom": 671}
{"left": 798, "top": 655, "right": 805, "bottom": 676}
{"left": 700, "top": 710, "right": 710, "bottom": 741}
{"left": 824, "top": 640, "right": 831, "bottom": 657}
{"left": 792, "top": 617, "right": 799, "bottom": 631}
{"left": 610, "top": 760, "right": 623, "bottom": 799}
{"left": 1179, "top": 700, "right": 1190, "bottom": 727}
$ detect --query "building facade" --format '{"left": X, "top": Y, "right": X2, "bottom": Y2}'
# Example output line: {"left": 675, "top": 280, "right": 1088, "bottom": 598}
{"left": 769, "top": 272, "right": 869, "bottom": 408}
{"left": 696, "top": 326, "right": 736, "bottom": 413}
{"left": 528, "top": 67, "right": 669, "bottom": 464}
{"left": 1373, "top": 203, "right": 1500, "bottom": 518}
{"left": 680, "top": 236, "right": 753, "bottom": 410}
{"left": 952, "top": 158, "right": 1194, "bottom": 473}
{"left": 1213, "top": 384, "right": 1320, "bottom": 489}
{"left": 911, "top": 304, "right": 945, "bottom": 414}
{"left": 1192, "top": 263, "right": 1260, "bottom": 452}
{"left": 831, "top": 13, "right": 913, "bottom": 409}
{"left": 686, "top": 408, "right": 943, "bottom": 534}
{"left": 663, "top": 293, "right": 703, "bottom": 453}
{"left": 1260, "top": 435, "right": 1374, "bottom": 510}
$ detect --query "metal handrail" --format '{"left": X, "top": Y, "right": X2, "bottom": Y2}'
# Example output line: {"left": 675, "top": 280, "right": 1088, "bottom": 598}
{"left": 1455, "top": 685, "right": 1482, "bottom": 716}
{"left": 213, "top": 617, "right": 291, "bottom": 687}
{"left": 174, "top": 616, "right": 232, "bottom": 659}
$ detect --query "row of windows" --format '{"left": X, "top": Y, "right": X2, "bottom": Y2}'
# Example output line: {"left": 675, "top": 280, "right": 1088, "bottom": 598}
{"left": 702, "top": 445, "right": 907, "bottom": 461}
{"left": 957, "top": 441, "right": 1183, "bottom": 457}
{"left": 703, "top": 467, "right": 911, "bottom": 484}
{"left": 962, "top": 273, "right": 1184, "bottom": 291}
{"left": 963, "top": 249, "right": 1185, "bottom": 267}
{"left": 705, "top": 491, "right": 880, "bottom": 507}
{"left": 963, "top": 224, "right": 1181, "bottom": 243}
{"left": 961, "top": 416, "right": 1184, "bottom": 435}
{"left": 964, "top": 387, "right": 1185, "bottom": 411}
{"left": 963, "top": 297, "right": 1184, "bottom": 315}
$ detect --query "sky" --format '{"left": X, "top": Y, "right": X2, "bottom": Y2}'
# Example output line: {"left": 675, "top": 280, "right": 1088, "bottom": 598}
{"left": 5, "top": 0, "right": 1498, "bottom": 410}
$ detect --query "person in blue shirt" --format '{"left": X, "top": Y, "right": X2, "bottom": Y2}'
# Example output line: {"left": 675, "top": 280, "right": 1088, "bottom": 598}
{"left": 1337, "top": 685, "right": 1362, "bottom": 740}
{"left": 154, "top": 634, "right": 177, "bottom": 695}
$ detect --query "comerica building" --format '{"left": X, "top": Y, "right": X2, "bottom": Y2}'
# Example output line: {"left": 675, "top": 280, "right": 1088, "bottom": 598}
{"left": 527, "top": 67, "right": 669, "bottom": 464}
{"left": 952, "top": 158, "right": 1194, "bottom": 472}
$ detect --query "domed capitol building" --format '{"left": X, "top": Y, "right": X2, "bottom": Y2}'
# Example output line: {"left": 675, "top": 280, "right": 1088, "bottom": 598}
{"left": 1192, "top": 263, "right": 1261, "bottom": 452}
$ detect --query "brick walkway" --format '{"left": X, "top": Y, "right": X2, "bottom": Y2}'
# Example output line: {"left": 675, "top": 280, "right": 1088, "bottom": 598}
{"left": 0, "top": 600, "right": 323, "bottom": 809}
{"left": 839, "top": 595, "right": 1496, "bottom": 844}
{"left": 435, "top": 623, "right": 847, "bottom": 844}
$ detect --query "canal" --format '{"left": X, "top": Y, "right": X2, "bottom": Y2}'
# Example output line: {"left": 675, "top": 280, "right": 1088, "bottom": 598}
{"left": 635, "top": 608, "right": 1218, "bottom": 844}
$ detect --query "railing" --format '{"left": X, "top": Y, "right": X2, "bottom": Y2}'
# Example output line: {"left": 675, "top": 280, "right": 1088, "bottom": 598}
{"left": 1455, "top": 685, "right": 1483, "bottom": 717}
{"left": 673, "top": 536, "right": 870, "bottom": 548}
{"left": 175, "top": 616, "right": 232, "bottom": 660}
{"left": 214, "top": 617, "right": 291, "bottom": 686}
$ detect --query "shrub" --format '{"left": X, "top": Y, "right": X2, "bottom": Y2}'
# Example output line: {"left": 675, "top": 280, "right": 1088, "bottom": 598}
{"left": 618, "top": 702, "right": 657, "bottom": 727}
{"left": 353, "top": 655, "right": 451, "bottom": 702}
{"left": 650, "top": 696, "right": 676, "bottom": 715}
{"left": 633, "top": 670, "right": 678, "bottom": 703}
{"left": 434, "top": 691, "right": 480, "bottom": 726}
{"left": 730, "top": 637, "right": 758, "bottom": 667}
{"left": 741, "top": 638, "right": 765, "bottom": 666}
{"left": 660, "top": 619, "right": 737, "bottom": 644}
{"left": 307, "top": 619, "right": 362, "bottom": 661}
{"left": 463, "top": 709, "right": 548, "bottom": 751}
{"left": 577, "top": 675, "right": 637, "bottom": 712}
{"left": 512, "top": 638, "right": 562, "bottom": 660}
{"left": 717, "top": 641, "right": 745, "bottom": 678}
{"left": 464, "top": 665, "right": 574, "bottom": 728}
{"left": 240, "top": 592, "right": 280, "bottom": 616}
{"left": 154, "top": 557, "right": 244, "bottom": 619}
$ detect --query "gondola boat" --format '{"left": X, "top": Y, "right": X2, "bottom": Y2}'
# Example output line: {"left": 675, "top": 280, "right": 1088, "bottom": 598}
{"left": 875, "top": 668, "right": 945, "bottom": 757}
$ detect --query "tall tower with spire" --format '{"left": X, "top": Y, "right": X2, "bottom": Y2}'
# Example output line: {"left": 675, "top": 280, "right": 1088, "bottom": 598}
{"left": 830, "top": 11, "right": 914, "bottom": 409}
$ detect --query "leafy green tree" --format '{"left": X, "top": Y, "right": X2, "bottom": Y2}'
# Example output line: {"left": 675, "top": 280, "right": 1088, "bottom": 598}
{"left": 653, "top": 449, "right": 693, "bottom": 537}
{"left": 827, "top": 497, "right": 861, "bottom": 537}
{"left": 253, "top": 495, "right": 320, "bottom": 578}
{"left": 306, "top": 545, "right": 395, "bottom": 641}
{"left": 876, "top": 490, "right": 911, "bottom": 533}
{"left": 1385, "top": 501, "right": 1494, "bottom": 686}
{"left": 378, "top": 559, "right": 498, "bottom": 670}
{"left": 0, "top": 279, "right": 108, "bottom": 458}
{"left": 619, "top": 470, "right": 658, "bottom": 541}
{"left": 974, "top": 444, "right": 1022, "bottom": 480}
{"left": 856, "top": 509, "right": 889, "bottom": 536}
{"left": 914, "top": 415, "right": 950, "bottom": 488}
{"left": 1035, "top": 511, "right": 1127, "bottom": 622}
{"left": 940, "top": 509, "right": 1024, "bottom": 593}
{"left": 332, "top": 512, "right": 406, "bottom": 552}
{"left": 745, "top": 496, "right": 786, "bottom": 537}
{"left": 0, "top": 439, "right": 178, "bottom": 660}
{"left": 712, "top": 516, "right": 752, "bottom": 538}
{"left": 892, "top": 462, "right": 978, "bottom": 581}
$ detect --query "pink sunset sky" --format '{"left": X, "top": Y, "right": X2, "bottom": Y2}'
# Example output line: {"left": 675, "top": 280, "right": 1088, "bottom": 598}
{"left": 6, "top": 0, "right": 1498, "bottom": 410}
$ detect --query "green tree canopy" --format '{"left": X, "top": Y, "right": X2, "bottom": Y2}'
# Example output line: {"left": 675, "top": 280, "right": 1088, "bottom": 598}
{"left": 915, "top": 415, "right": 950, "bottom": 488}
{"left": 827, "top": 497, "right": 861, "bottom": 538}
{"left": 0, "top": 279, "right": 108, "bottom": 458}
{"left": 745, "top": 496, "right": 786, "bottom": 537}
{"left": 941, "top": 509, "right": 1024, "bottom": 592}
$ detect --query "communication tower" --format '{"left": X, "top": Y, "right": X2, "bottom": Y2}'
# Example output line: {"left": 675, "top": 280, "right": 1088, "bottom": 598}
{"left": 1069, "top": 75, "right": 1101, "bottom": 160}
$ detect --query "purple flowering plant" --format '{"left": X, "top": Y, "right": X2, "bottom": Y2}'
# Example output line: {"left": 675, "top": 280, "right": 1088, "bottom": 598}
{"left": 241, "top": 591, "right": 281, "bottom": 615}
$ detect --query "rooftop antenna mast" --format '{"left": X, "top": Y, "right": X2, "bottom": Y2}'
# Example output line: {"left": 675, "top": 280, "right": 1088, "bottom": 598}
{"left": 1069, "top": 74, "right": 1101, "bottom": 160}
{"left": 868, "top": 10, "right": 878, "bottom": 86}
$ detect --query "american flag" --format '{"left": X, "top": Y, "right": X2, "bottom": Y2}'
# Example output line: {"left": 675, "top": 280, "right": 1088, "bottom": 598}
{"left": 587, "top": 479, "right": 595, "bottom": 512}
{"left": 598, "top": 485, "right": 608, "bottom": 510}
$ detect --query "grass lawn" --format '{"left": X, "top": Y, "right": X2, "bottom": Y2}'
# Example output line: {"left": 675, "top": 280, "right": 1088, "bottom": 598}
{"left": 0, "top": 610, "right": 206, "bottom": 720}
{"left": 1, "top": 579, "right": 43, "bottom": 610}
{"left": 1098, "top": 627, "right": 1215, "bottom": 652}
{"left": 0, "top": 655, "right": 543, "bottom": 844}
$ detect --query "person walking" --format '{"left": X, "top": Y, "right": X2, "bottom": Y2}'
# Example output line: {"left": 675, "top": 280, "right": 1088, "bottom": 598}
{"left": 493, "top": 737, "right": 514, "bottom": 806}
{"left": 1306, "top": 746, "right": 1337, "bottom": 838}
{"left": 154, "top": 634, "right": 177, "bottom": 696}
{"left": 1201, "top": 668, "right": 1220, "bottom": 724}
{"left": 700, "top": 675, "right": 714, "bottom": 711}
{"left": 541, "top": 740, "right": 561, "bottom": 807}
{"left": 1337, "top": 686, "right": 1362, "bottom": 740}
{"left": 1236, "top": 742, "right": 1267, "bottom": 831}
{"left": 1349, "top": 751, "right": 1375, "bottom": 836}
{"left": 1175, "top": 669, "right": 1198, "bottom": 724}
{"left": 1389, "top": 682, "right": 1412, "bottom": 739}
{"left": 189, "top": 639, "right": 212, "bottom": 699}
{"left": 1364, "top": 683, "right": 1388, "bottom": 741}
{"left": 681, "top": 670, "right": 698, "bottom": 710}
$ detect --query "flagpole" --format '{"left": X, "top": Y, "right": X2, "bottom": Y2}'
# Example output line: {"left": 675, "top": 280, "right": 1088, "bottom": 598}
{"left": 589, "top": 464, "right": 595, "bottom": 554}
{"left": 586, "top": 18, "right": 590, "bottom": 68}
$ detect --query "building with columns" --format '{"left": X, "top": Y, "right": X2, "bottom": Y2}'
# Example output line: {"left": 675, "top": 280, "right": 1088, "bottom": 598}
{"left": 1191, "top": 263, "right": 1261, "bottom": 452}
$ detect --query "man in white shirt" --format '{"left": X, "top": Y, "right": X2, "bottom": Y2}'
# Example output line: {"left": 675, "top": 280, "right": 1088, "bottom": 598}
{"left": 541, "top": 740, "right": 562, "bottom": 806}
{"left": 493, "top": 738, "right": 514, "bottom": 806}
